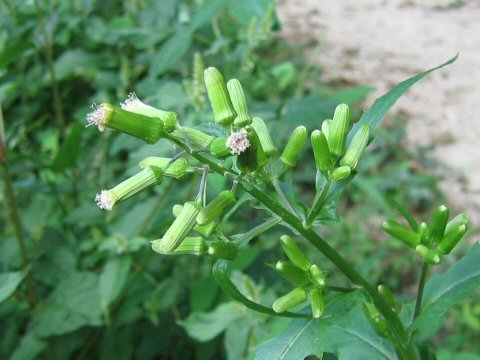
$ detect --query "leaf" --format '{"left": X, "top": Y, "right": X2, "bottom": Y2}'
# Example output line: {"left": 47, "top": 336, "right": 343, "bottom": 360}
{"left": 212, "top": 260, "right": 308, "bottom": 319}
{"left": 10, "top": 333, "right": 46, "bottom": 360}
{"left": 150, "top": 32, "right": 192, "bottom": 76}
{"left": 348, "top": 54, "right": 458, "bottom": 143}
{"left": 31, "top": 272, "right": 103, "bottom": 337}
{"left": 331, "top": 86, "right": 376, "bottom": 104}
{"left": 190, "top": 0, "right": 230, "bottom": 31}
{"left": 411, "top": 243, "right": 480, "bottom": 339}
{"left": 0, "top": 268, "right": 28, "bottom": 304}
{"left": 182, "top": 302, "right": 242, "bottom": 342}
{"left": 99, "top": 256, "right": 132, "bottom": 309}
{"left": 385, "top": 194, "right": 418, "bottom": 231}
{"left": 51, "top": 123, "right": 83, "bottom": 170}
{"left": 282, "top": 95, "right": 336, "bottom": 128}
{"left": 229, "top": 0, "right": 274, "bottom": 25}
{"left": 0, "top": 40, "right": 34, "bottom": 68}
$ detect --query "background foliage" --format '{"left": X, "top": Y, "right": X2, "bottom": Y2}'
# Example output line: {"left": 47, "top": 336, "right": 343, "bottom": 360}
{"left": 0, "top": 0, "right": 478, "bottom": 359}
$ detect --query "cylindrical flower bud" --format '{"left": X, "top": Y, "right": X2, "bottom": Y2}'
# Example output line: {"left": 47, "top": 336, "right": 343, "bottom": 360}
{"left": 321, "top": 119, "right": 332, "bottom": 142}
{"left": 280, "top": 235, "right": 312, "bottom": 271}
{"left": 329, "top": 104, "right": 351, "bottom": 157}
{"left": 251, "top": 117, "right": 277, "bottom": 157}
{"left": 172, "top": 204, "right": 215, "bottom": 238}
{"left": 209, "top": 136, "right": 231, "bottom": 159}
{"left": 377, "top": 284, "right": 396, "bottom": 311}
{"left": 280, "top": 126, "right": 308, "bottom": 167}
{"left": 418, "top": 222, "right": 428, "bottom": 244}
{"left": 415, "top": 244, "right": 441, "bottom": 265}
{"left": 437, "top": 224, "right": 467, "bottom": 255}
{"left": 227, "top": 79, "right": 252, "bottom": 127}
{"left": 207, "top": 241, "right": 238, "bottom": 260}
{"left": 310, "top": 287, "right": 324, "bottom": 319}
{"left": 382, "top": 220, "right": 420, "bottom": 248}
{"left": 332, "top": 166, "right": 351, "bottom": 181}
{"left": 170, "top": 127, "right": 214, "bottom": 148}
{"left": 204, "top": 67, "right": 236, "bottom": 125}
{"left": 170, "top": 236, "right": 207, "bottom": 256}
{"left": 424, "top": 205, "right": 449, "bottom": 246}
{"left": 95, "top": 166, "right": 163, "bottom": 210}
{"left": 151, "top": 201, "right": 201, "bottom": 254}
{"left": 197, "top": 190, "right": 236, "bottom": 225}
{"left": 236, "top": 126, "right": 260, "bottom": 172}
{"left": 275, "top": 261, "right": 310, "bottom": 287}
{"left": 363, "top": 303, "right": 388, "bottom": 337}
{"left": 120, "top": 92, "right": 178, "bottom": 132}
{"left": 308, "top": 264, "right": 326, "bottom": 288}
{"left": 272, "top": 287, "right": 308, "bottom": 313}
{"left": 86, "top": 103, "right": 164, "bottom": 144}
{"left": 445, "top": 213, "right": 469, "bottom": 235}
{"left": 139, "top": 157, "right": 191, "bottom": 179}
{"left": 340, "top": 124, "right": 370, "bottom": 170}
{"left": 311, "top": 130, "right": 333, "bottom": 171}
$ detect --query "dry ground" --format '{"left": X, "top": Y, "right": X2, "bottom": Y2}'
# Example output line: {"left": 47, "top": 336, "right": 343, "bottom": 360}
{"left": 278, "top": 0, "right": 480, "bottom": 237}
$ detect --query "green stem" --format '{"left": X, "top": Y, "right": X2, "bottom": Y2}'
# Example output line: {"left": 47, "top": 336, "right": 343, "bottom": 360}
{"left": 413, "top": 263, "right": 430, "bottom": 321}
{"left": 167, "top": 135, "right": 414, "bottom": 357}
{"left": 305, "top": 176, "right": 333, "bottom": 228}
{"left": 272, "top": 177, "right": 301, "bottom": 219}
{"left": 237, "top": 216, "right": 282, "bottom": 247}
{"left": 34, "top": 0, "right": 66, "bottom": 142}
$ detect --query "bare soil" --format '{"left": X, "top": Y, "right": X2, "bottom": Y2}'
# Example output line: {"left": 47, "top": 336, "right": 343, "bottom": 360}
{"left": 278, "top": 0, "right": 480, "bottom": 236}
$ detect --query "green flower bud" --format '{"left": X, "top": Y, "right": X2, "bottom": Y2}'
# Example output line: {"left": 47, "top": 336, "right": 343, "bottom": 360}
{"left": 139, "top": 157, "right": 191, "bottom": 179}
{"left": 171, "top": 236, "right": 207, "bottom": 256}
{"left": 236, "top": 126, "right": 261, "bottom": 172}
{"left": 275, "top": 260, "right": 310, "bottom": 287}
{"left": 377, "top": 284, "right": 396, "bottom": 311}
{"left": 308, "top": 264, "right": 326, "bottom": 288}
{"left": 170, "top": 127, "right": 214, "bottom": 148}
{"left": 251, "top": 117, "right": 277, "bottom": 157}
{"left": 329, "top": 104, "right": 351, "bottom": 157}
{"left": 121, "top": 92, "right": 178, "bottom": 132}
{"left": 204, "top": 67, "right": 236, "bottom": 125}
{"left": 382, "top": 220, "right": 420, "bottom": 248}
{"left": 95, "top": 166, "right": 163, "bottom": 210}
{"left": 332, "top": 166, "right": 351, "bottom": 181}
{"left": 151, "top": 201, "right": 201, "bottom": 254}
{"left": 363, "top": 303, "right": 388, "bottom": 337}
{"left": 86, "top": 103, "right": 164, "bottom": 144}
{"left": 280, "top": 235, "right": 312, "bottom": 271}
{"left": 207, "top": 241, "right": 238, "bottom": 260}
{"left": 438, "top": 224, "right": 467, "bottom": 255}
{"left": 418, "top": 222, "right": 428, "bottom": 243}
{"left": 280, "top": 126, "right": 308, "bottom": 167}
{"left": 311, "top": 130, "right": 333, "bottom": 171}
{"left": 272, "top": 287, "right": 308, "bottom": 313}
{"left": 227, "top": 79, "right": 252, "bottom": 127}
{"left": 424, "top": 205, "right": 449, "bottom": 246}
{"left": 309, "top": 287, "right": 324, "bottom": 319}
{"left": 445, "top": 213, "right": 469, "bottom": 235}
{"left": 172, "top": 204, "right": 215, "bottom": 237}
{"left": 415, "top": 244, "right": 441, "bottom": 265}
{"left": 209, "top": 136, "right": 231, "bottom": 159}
{"left": 197, "top": 190, "right": 236, "bottom": 225}
{"left": 340, "top": 124, "right": 370, "bottom": 170}
{"left": 321, "top": 119, "right": 332, "bottom": 142}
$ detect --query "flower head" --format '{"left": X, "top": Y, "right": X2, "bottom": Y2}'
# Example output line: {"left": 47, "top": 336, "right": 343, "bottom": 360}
{"left": 120, "top": 92, "right": 146, "bottom": 111}
{"left": 86, "top": 103, "right": 111, "bottom": 131}
{"left": 226, "top": 129, "right": 250, "bottom": 155}
{"left": 95, "top": 190, "right": 116, "bottom": 210}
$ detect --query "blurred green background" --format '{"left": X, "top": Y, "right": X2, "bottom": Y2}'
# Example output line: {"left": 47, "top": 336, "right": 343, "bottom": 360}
{"left": 0, "top": 0, "right": 478, "bottom": 359}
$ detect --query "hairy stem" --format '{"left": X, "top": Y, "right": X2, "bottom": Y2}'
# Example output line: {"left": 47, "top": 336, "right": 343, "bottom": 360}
{"left": 167, "top": 135, "right": 415, "bottom": 358}
{"left": 413, "top": 263, "right": 430, "bottom": 320}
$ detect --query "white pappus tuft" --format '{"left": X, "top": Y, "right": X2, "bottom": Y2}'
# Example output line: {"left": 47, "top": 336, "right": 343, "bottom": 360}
{"left": 86, "top": 104, "right": 108, "bottom": 131}
{"left": 121, "top": 92, "right": 147, "bottom": 111}
{"left": 226, "top": 129, "right": 250, "bottom": 155}
{"left": 95, "top": 190, "right": 115, "bottom": 210}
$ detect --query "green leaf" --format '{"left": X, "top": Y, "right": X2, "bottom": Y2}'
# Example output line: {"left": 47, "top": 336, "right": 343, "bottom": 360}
{"left": 31, "top": 272, "right": 102, "bottom": 337}
{"left": 10, "top": 333, "right": 46, "bottom": 360}
{"left": 229, "top": 0, "right": 274, "bottom": 25}
{"left": 99, "top": 256, "right": 131, "bottom": 309}
{"left": 190, "top": 0, "right": 230, "bottom": 31}
{"left": 182, "top": 302, "right": 242, "bottom": 342}
{"left": 0, "top": 268, "right": 28, "bottom": 304}
{"left": 0, "top": 40, "right": 34, "bottom": 69}
{"left": 51, "top": 123, "right": 83, "bottom": 170}
{"left": 331, "top": 86, "right": 376, "bottom": 104}
{"left": 150, "top": 32, "right": 192, "bottom": 76}
{"left": 253, "top": 317, "right": 323, "bottom": 360}
{"left": 282, "top": 95, "right": 336, "bottom": 128}
{"left": 348, "top": 54, "right": 458, "bottom": 143}
{"left": 411, "top": 243, "right": 480, "bottom": 339}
